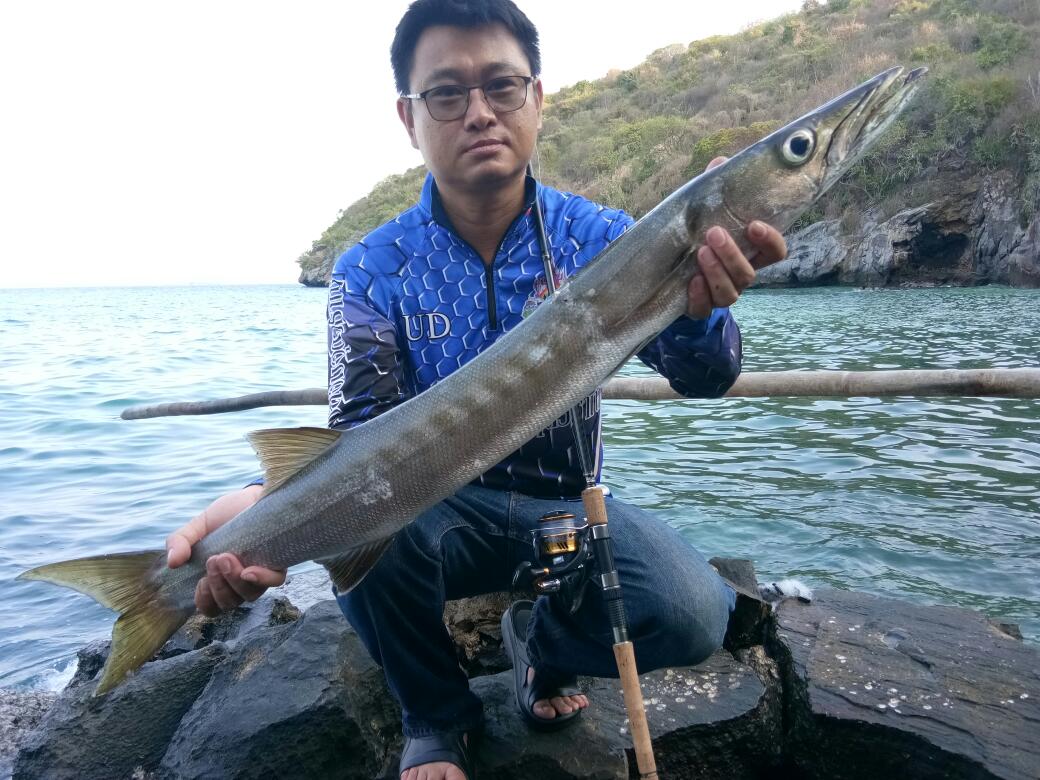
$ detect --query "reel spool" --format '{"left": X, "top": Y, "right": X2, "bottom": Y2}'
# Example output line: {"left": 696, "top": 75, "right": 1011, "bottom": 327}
{"left": 512, "top": 510, "right": 592, "bottom": 596}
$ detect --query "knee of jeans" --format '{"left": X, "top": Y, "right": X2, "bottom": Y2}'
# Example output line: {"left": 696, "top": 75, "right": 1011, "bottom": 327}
{"left": 645, "top": 585, "right": 730, "bottom": 667}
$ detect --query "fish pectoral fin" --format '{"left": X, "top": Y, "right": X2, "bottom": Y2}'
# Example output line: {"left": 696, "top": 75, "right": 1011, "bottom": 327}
{"left": 19, "top": 551, "right": 192, "bottom": 695}
{"left": 320, "top": 537, "right": 396, "bottom": 594}
{"left": 247, "top": 426, "right": 342, "bottom": 495}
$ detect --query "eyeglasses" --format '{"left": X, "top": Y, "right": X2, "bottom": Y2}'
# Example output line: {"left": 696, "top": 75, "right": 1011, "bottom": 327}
{"left": 404, "top": 75, "right": 534, "bottom": 121}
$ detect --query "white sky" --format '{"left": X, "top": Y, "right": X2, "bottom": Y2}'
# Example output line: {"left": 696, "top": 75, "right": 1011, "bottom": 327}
{"left": 0, "top": 0, "right": 803, "bottom": 289}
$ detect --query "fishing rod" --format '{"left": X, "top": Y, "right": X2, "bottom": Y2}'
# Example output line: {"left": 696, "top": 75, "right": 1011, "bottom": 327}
{"left": 529, "top": 166, "right": 659, "bottom": 779}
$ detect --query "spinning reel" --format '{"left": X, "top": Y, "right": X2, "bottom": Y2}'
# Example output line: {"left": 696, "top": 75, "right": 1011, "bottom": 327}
{"left": 512, "top": 510, "right": 592, "bottom": 602}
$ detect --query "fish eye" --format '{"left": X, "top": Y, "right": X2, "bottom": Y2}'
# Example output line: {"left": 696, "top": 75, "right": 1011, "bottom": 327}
{"left": 780, "top": 129, "right": 816, "bottom": 165}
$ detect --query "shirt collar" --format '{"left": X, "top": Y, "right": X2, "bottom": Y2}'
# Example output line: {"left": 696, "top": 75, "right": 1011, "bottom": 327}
{"left": 420, "top": 172, "right": 539, "bottom": 235}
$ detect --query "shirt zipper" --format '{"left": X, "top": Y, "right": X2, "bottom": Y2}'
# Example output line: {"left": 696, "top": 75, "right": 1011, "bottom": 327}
{"left": 440, "top": 208, "right": 532, "bottom": 332}
{"left": 484, "top": 261, "right": 499, "bottom": 330}
{"left": 482, "top": 208, "right": 533, "bottom": 331}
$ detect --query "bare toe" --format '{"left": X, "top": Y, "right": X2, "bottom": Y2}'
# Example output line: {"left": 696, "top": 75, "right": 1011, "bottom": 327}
{"left": 550, "top": 695, "right": 574, "bottom": 714}
{"left": 533, "top": 698, "right": 556, "bottom": 719}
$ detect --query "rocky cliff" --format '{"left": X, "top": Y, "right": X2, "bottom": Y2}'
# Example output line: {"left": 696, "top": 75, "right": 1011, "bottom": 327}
{"left": 758, "top": 166, "right": 1040, "bottom": 289}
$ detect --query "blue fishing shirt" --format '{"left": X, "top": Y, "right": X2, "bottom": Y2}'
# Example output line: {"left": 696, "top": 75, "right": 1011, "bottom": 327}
{"left": 327, "top": 174, "right": 742, "bottom": 499}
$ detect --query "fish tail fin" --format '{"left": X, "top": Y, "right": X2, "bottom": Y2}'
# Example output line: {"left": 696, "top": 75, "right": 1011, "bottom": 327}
{"left": 19, "top": 550, "right": 191, "bottom": 695}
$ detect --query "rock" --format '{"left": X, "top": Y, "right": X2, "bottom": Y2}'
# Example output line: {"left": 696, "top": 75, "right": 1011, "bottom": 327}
{"left": 845, "top": 199, "right": 976, "bottom": 287}
{"left": 458, "top": 649, "right": 780, "bottom": 780}
{"left": 279, "top": 566, "right": 335, "bottom": 611}
{"left": 708, "top": 557, "right": 772, "bottom": 652}
{"left": 164, "top": 594, "right": 301, "bottom": 656}
{"left": 15, "top": 580, "right": 1040, "bottom": 780}
{"left": 1008, "top": 216, "right": 1040, "bottom": 288}
{"left": 298, "top": 264, "right": 329, "bottom": 288}
{"left": 65, "top": 639, "right": 110, "bottom": 690}
{"left": 756, "top": 219, "right": 848, "bottom": 287}
{"left": 65, "top": 593, "right": 303, "bottom": 693}
{"left": 0, "top": 689, "right": 57, "bottom": 779}
{"left": 444, "top": 591, "right": 514, "bottom": 677}
{"left": 988, "top": 619, "right": 1024, "bottom": 641}
{"left": 970, "top": 173, "right": 1022, "bottom": 284}
{"left": 287, "top": 570, "right": 512, "bottom": 677}
{"left": 13, "top": 644, "right": 227, "bottom": 780}
{"left": 159, "top": 600, "right": 394, "bottom": 780}
{"left": 771, "top": 587, "right": 1040, "bottom": 780}
{"left": 752, "top": 172, "right": 1037, "bottom": 289}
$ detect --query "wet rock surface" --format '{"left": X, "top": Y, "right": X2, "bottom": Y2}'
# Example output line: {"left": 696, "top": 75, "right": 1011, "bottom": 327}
{"left": 7, "top": 564, "right": 1038, "bottom": 779}
{"left": 773, "top": 588, "right": 1040, "bottom": 780}
{"left": 159, "top": 601, "right": 391, "bottom": 780}
{"left": 13, "top": 645, "right": 227, "bottom": 780}
{"left": 0, "top": 690, "right": 56, "bottom": 780}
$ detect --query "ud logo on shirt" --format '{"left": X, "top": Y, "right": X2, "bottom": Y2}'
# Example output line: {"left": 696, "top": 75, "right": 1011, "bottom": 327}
{"left": 404, "top": 312, "right": 451, "bottom": 341}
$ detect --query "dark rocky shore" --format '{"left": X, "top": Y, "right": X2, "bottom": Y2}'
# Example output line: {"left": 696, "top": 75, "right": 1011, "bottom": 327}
{"left": 4, "top": 563, "right": 1038, "bottom": 779}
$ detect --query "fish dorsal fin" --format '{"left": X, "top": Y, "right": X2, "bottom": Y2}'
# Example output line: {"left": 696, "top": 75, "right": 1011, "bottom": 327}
{"left": 247, "top": 426, "right": 341, "bottom": 495}
{"left": 320, "top": 536, "right": 396, "bottom": 594}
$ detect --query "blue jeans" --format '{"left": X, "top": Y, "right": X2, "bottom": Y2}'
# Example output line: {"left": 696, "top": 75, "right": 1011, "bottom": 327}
{"left": 336, "top": 484, "right": 735, "bottom": 737}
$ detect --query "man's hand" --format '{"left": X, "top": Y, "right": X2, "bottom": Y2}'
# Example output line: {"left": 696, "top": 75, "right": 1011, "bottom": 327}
{"left": 166, "top": 484, "right": 287, "bottom": 617}
{"left": 686, "top": 156, "right": 788, "bottom": 320}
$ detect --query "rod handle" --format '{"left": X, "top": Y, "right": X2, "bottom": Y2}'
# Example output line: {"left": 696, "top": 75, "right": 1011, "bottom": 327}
{"left": 614, "top": 641, "right": 659, "bottom": 779}
{"left": 582, "top": 485, "right": 609, "bottom": 526}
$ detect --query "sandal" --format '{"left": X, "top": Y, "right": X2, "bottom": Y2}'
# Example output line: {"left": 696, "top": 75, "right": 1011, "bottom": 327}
{"left": 400, "top": 731, "right": 477, "bottom": 779}
{"left": 500, "top": 600, "right": 583, "bottom": 732}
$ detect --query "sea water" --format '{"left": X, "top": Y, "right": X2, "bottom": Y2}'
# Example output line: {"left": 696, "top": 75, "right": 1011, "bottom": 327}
{"left": 1, "top": 284, "right": 1037, "bottom": 691}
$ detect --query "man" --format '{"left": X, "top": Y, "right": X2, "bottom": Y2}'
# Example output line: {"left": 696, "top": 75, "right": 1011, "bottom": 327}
{"left": 167, "top": 2, "right": 787, "bottom": 778}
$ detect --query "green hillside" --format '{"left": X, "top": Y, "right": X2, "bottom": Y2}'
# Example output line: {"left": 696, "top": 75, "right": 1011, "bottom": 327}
{"left": 298, "top": 0, "right": 1040, "bottom": 285}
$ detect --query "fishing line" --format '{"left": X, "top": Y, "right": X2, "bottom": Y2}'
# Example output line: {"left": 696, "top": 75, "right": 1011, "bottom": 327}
{"left": 527, "top": 163, "right": 597, "bottom": 488}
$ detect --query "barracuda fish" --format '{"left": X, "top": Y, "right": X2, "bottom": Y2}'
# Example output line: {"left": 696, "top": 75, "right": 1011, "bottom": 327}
{"left": 20, "top": 65, "right": 926, "bottom": 695}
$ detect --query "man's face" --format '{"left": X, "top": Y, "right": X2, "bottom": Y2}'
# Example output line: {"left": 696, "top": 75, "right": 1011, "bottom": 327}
{"left": 397, "top": 23, "right": 543, "bottom": 196}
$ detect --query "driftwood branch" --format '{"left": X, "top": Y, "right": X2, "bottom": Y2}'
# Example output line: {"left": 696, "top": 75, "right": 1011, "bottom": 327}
{"left": 120, "top": 389, "right": 328, "bottom": 420}
{"left": 119, "top": 369, "right": 1040, "bottom": 420}
{"left": 607, "top": 368, "right": 1040, "bottom": 401}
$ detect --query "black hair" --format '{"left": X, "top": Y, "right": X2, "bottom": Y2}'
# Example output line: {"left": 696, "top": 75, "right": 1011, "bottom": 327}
{"left": 391, "top": 0, "right": 541, "bottom": 95}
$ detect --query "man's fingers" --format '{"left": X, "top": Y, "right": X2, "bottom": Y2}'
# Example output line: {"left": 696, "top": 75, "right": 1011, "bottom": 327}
{"left": 704, "top": 227, "right": 757, "bottom": 290}
{"left": 746, "top": 220, "right": 787, "bottom": 270}
{"left": 211, "top": 554, "right": 258, "bottom": 602}
{"left": 207, "top": 553, "right": 284, "bottom": 603}
{"left": 687, "top": 223, "right": 777, "bottom": 318}
{"left": 165, "top": 512, "right": 208, "bottom": 568}
{"left": 165, "top": 534, "right": 192, "bottom": 569}
{"left": 240, "top": 566, "right": 287, "bottom": 589}
{"left": 205, "top": 556, "right": 245, "bottom": 612}
{"left": 686, "top": 272, "right": 712, "bottom": 320}
{"left": 696, "top": 244, "right": 741, "bottom": 309}
{"left": 706, "top": 155, "right": 728, "bottom": 171}
{"left": 195, "top": 578, "right": 220, "bottom": 618}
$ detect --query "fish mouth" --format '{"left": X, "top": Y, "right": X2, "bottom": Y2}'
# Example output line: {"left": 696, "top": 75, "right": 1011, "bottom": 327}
{"left": 821, "top": 65, "right": 928, "bottom": 187}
